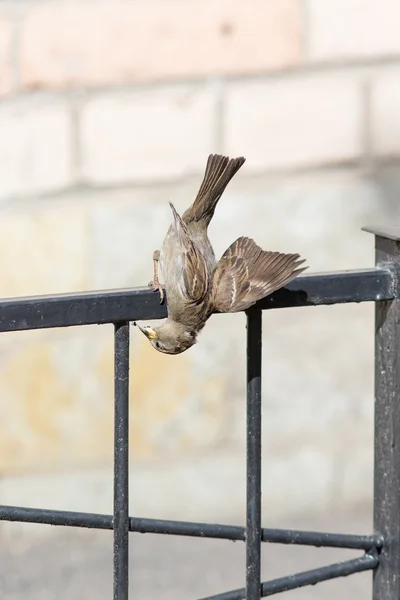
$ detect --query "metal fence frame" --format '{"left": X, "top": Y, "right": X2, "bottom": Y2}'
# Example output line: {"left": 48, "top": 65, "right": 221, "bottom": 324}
{"left": 0, "top": 226, "right": 399, "bottom": 599}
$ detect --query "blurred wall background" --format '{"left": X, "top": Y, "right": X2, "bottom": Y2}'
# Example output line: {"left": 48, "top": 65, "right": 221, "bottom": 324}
{"left": 0, "top": 0, "right": 400, "bottom": 525}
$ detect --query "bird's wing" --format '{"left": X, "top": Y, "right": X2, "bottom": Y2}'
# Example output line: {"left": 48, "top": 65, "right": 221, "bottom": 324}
{"left": 211, "top": 237, "right": 307, "bottom": 312}
{"left": 169, "top": 202, "right": 209, "bottom": 303}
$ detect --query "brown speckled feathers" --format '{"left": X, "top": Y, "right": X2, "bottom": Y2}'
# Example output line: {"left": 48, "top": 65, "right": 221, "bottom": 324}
{"left": 137, "top": 153, "right": 308, "bottom": 355}
{"left": 168, "top": 202, "right": 209, "bottom": 303}
{"left": 212, "top": 236, "right": 306, "bottom": 312}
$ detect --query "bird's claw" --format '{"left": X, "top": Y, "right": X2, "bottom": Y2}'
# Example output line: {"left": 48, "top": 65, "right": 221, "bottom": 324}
{"left": 148, "top": 280, "right": 165, "bottom": 304}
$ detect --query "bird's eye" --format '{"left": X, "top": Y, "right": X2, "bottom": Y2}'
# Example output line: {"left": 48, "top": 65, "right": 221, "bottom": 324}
{"left": 155, "top": 341, "right": 160, "bottom": 349}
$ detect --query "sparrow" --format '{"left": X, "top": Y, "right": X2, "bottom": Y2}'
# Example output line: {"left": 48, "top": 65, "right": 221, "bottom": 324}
{"left": 134, "top": 154, "right": 307, "bottom": 355}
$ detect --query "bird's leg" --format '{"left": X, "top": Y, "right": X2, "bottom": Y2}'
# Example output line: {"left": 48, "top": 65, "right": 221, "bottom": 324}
{"left": 148, "top": 250, "right": 165, "bottom": 304}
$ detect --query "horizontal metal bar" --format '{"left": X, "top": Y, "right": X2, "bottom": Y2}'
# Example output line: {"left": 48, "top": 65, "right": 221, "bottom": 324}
{"left": 0, "top": 505, "right": 382, "bottom": 550}
{"left": 0, "top": 286, "right": 167, "bottom": 333}
{"left": 0, "top": 505, "right": 244, "bottom": 539}
{"left": 132, "top": 517, "right": 243, "bottom": 540}
{"left": 261, "top": 528, "right": 383, "bottom": 550}
{"left": 0, "top": 505, "right": 112, "bottom": 529}
{"left": 199, "top": 553, "right": 378, "bottom": 600}
{"left": 0, "top": 268, "right": 392, "bottom": 333}
{"left": 257, "top": 268, "right": 393, "bottom": 310}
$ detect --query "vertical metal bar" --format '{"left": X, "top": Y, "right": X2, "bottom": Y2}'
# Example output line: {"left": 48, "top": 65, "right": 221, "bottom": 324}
{"left": 372, "top": 231, "right": 400, "bottom": 600}
{"left": 114, "top": 321, "right": 130, "bottom": 600}
{"left": 246, "top": 309, "right": 262, "bottom": 600}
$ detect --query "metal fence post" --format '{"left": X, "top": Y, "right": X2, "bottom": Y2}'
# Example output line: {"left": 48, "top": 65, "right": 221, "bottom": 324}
{"left": 114, "top": 321, "right": 130, "bottom": 600}
{"left": 365, "top": 227, "right": 400, "bottom": 600}
{"left": 246, "top": 309, "right": 262, "bottom": 600}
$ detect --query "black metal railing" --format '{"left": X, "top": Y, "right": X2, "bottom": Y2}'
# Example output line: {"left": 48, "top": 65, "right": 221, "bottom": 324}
{"left": 0, "top": 225, "right": 399, "bottom": 600}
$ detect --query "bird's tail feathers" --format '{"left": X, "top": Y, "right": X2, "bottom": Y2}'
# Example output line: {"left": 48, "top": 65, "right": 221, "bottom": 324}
{"left": 182, "top": 154, "right": 245, "bottom": 226}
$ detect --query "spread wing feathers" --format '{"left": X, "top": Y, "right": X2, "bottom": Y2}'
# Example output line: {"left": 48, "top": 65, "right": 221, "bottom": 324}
{"left": 182, "top": 154, "right": 246, "bottom": 226}
{"left": 212, "top": 237, "right": 307, "bottom": 313}
{"left": 169, "top": 202, "right": 209, "bottom": 303}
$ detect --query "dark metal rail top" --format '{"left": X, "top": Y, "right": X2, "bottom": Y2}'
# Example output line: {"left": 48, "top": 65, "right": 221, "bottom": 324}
{"left": 0, "top": 268, "right": 393, "bottom": 332}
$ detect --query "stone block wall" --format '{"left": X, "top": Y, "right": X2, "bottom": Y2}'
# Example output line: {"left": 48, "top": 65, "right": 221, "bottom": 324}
{"left": 0, "top": 0, "right": 400, "bottom": 521}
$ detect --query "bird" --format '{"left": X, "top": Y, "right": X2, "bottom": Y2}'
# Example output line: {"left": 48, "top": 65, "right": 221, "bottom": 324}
{"left": 134, "top": 154, "right": 307, "bottom": 355}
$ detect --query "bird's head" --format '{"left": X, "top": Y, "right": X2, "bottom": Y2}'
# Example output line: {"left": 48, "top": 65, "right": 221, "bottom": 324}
{"left": 134, "top": 319, "right": 197, "bottom": 355}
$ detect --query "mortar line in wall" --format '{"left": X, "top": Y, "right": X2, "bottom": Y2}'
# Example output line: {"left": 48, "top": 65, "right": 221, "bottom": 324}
{"left": 301, "top": 0, "right": 310, "bottom": 63}
{"left": 212, "top": 77, "right": 225, "bottom": 154}
{"left": 1, "top": 55, "right": 400, "bottom": 106}
{"left": 0, "top": 159, "right": 393, "bottom": 210}
{"left": 9, "top": 5, "right": 21, "bottom": 93}
{"left": 360, "top": 79, "right": 374, "bottom": 172}
{"left": 69, "top": 95, "right": 82, "bottom": 182}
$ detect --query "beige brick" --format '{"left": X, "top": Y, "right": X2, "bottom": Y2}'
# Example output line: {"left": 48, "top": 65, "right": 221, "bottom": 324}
{"left": 0, "top": 169, "right": 388, "bottom": 515}
{"left": 0, "top": 203, "right": 88, "bottom": 296}
{"left": 0, "top": 329, "right": 112, "bottom": 473}
{"left": 0, "top": 102, "right": 73, "bottom": 198}
{"left": 0, "top": 16, "right": 12, "bottom": 95}
{"left": 224, "top": 74, "right": 362, "bottom": 171}
{"left": 0, "top": 323, "right": 228, "bottom": 473}
{"left": 307, "top": 0, "right": 400, "bottom": 61}
{"left": 80, "top": 87, "right": 216, "bottom": 183}
{"left": 21, "top": 0, "right": 301, "bottom": 88}
{"left": 371, "top": 70, "right": 400, "bottom": 156}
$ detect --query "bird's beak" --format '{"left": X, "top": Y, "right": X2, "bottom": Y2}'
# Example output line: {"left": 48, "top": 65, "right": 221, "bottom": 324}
{"left": 133, "top": 322, "right": 157, "bottom": 340}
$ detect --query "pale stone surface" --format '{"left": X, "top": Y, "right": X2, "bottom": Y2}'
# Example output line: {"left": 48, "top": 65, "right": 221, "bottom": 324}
{"left": 203, "top": 170, "right": 382, "bottom": 508}
{"left": 86, "top": 183, "right": 201, "bottom": 289}
{"left": 0, "top": 327, "right": 112, "bottom": 474}
{"left": 0, "top": 449, "right": 333, "bottom": 527}
{"left": 80, "top": 87, "right": 217, "bottom": 183}
{"left": 1, "top": 0, "right": 399, "bottom": 524}
{"left": 371, "top": 68, "right": 400, "bottom": 155}
{"left": 0, "top": 15, "right": 12, "bottom": 95}
{"left": 0, "top": 202, "right": 87, "bottom": 297}
{"left": 0, "top": 325, "right": 230, "bottom": 472}
{"left": 224, "top": 73, "right": 363, "bottom": 171}
{"left": 0, "top": 168, "right": 396, "bottom": 516}
{"left": 307, "top": 0, "right": 400, "bottom": 60}
{"left": 20, "top": 0, "right": 301, "bottom": 88}
{"left": 0, "top": 102, "right": 73, "bottom": 198}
